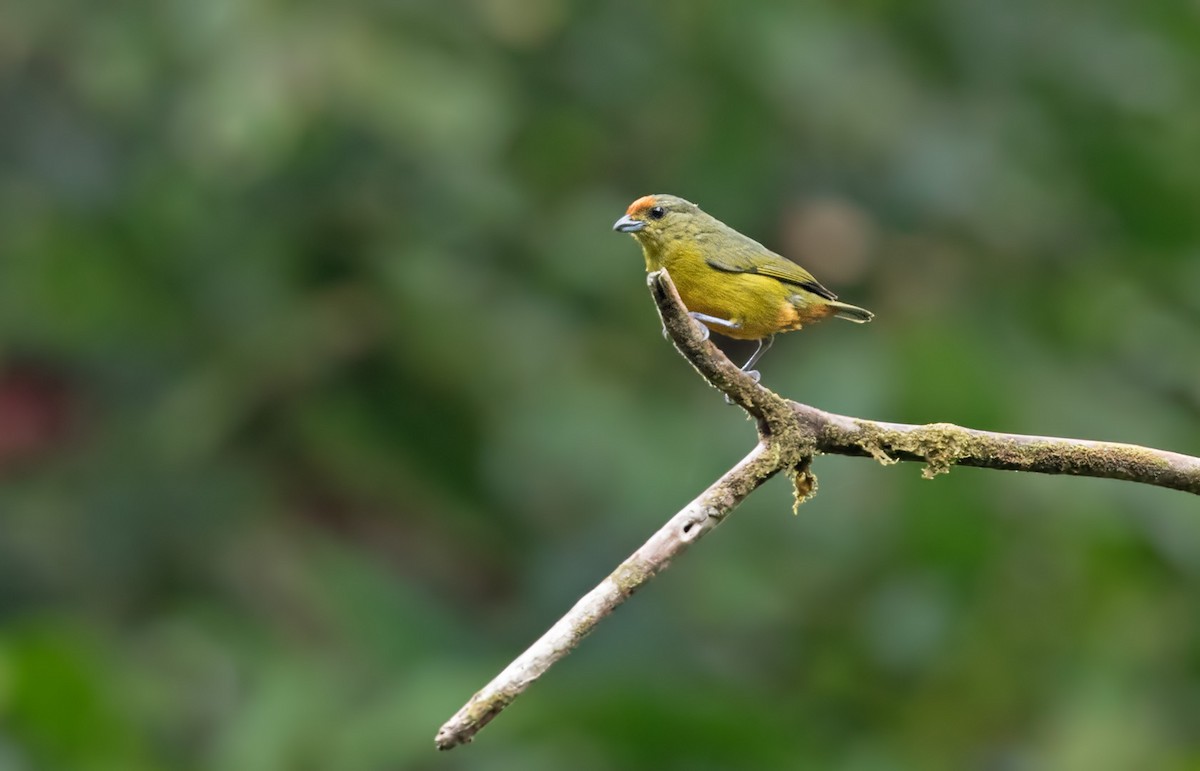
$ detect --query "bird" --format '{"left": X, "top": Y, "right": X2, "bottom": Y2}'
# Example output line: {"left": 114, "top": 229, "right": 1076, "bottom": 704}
{"left": 613, "top": 194, "right": 873, "bottom": 377}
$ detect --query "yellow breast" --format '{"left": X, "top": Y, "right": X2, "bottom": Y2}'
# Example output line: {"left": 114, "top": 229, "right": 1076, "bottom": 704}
{"left": 647, "top": 242, "right": 829, "bottom": 340}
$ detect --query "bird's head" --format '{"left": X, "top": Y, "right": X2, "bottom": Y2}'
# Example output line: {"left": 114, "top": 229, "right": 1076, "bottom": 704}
{"left": 612, "top": 194, "right": 705, "bottom": 252}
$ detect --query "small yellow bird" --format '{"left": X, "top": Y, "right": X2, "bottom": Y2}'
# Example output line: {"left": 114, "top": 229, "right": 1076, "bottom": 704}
{"left": 613, "top": 194, "right": 873, "bottom": 375}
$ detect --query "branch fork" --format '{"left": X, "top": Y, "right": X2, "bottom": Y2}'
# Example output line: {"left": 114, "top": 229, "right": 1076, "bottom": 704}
{"left": 435, "top": 269, "right": 1200, "bottom": 750}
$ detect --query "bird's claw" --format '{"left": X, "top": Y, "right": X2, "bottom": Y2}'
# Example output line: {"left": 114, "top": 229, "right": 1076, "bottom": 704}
{"left": 685, "top": 313, "right": 712, "bottom": 342}
{"left": 724, "top": 369, "right": 763, "bottom": 406}
{"left": 663, "top": 320, "right": 710, "bottom": 342}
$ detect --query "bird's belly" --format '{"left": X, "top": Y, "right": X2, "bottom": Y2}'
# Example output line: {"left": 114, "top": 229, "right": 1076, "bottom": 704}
{"left": 673, "top": 271, "right": 811, "bottom": 340}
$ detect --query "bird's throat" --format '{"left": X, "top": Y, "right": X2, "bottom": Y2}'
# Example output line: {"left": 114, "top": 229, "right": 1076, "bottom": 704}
{"left": 639, "top": 243, "right": 665, "bottom": 273}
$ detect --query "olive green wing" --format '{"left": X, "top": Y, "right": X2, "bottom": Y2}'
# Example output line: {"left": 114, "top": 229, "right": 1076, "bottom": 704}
{"left": 704, "top": 232, "right": 838, "bottom": 301}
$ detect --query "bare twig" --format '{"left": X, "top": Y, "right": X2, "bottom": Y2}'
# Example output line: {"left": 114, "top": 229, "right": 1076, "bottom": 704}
{"left": 435, "top": 269, "right": 1200, "bottom": 750}
{"left": 434, "top": 441, "right": 784, "bottom": 750}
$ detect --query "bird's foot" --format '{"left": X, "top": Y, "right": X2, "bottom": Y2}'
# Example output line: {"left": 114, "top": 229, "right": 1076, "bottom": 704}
{"left": 723, "top": 370, "right": 762, "bottom": 406}
{"left": 684, "top": 313, "right": 712, "bottom": 342}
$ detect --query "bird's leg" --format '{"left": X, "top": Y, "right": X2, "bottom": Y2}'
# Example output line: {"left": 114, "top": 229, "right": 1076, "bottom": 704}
{"left": 663, "top": 312, "right": 723, "bottom": 341}
{"left": 661, "top": 311, "right": 740, "bottom": 341}
{"left": 689, "top": 311, "right": 740, "bottom": 334}
{"left": 687, "top": 311, "right": 743, "bottom": 344}
{"left": 723, "top": 367, "right": 762, "bottom": 406}
{"left": 721, "top": 336, "right": 773, "bottom": 406}
{"left": 739, "top": 335, "right": 774, "bottom": 374}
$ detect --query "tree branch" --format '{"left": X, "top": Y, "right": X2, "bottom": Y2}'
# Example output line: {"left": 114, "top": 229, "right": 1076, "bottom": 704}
{"left": 435, "top": 268, "right": 1199, "bottom": 750}
{"left": 798, "top": 404, "right": 1200, "bottom": 494}
{"left": 434, "top": 441, "right": 786, "bottom": 750}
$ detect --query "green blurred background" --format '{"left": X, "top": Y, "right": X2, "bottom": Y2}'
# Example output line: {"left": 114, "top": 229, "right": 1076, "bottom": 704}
{"left": 2, "top": 1, "right": 1199, "bottom": 769}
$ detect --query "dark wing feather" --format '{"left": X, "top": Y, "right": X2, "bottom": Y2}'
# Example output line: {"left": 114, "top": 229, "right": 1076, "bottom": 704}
{"left": 703, "top": 228, "right": 838, "bottom": 300}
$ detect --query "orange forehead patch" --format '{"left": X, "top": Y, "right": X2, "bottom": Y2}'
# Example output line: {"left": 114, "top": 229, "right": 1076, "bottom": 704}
{"left": 626, "top": 195, "right": 657, "bottom": 216}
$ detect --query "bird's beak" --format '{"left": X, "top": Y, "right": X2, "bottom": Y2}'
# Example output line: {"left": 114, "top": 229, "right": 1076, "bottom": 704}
{"left": 612, "top": 214, "right": 645, "bottom": 233}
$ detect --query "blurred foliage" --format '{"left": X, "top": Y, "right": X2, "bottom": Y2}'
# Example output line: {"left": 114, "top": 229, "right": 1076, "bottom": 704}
{"left": 1, "top": 0, "right": 1199, "bottom": 769}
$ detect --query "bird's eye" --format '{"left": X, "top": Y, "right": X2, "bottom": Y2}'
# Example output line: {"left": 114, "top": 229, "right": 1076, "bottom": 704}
{"left": 649, "top": 206, "right": 665, "bottom": 220}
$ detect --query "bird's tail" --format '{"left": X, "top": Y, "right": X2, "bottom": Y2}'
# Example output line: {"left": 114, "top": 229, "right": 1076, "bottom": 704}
{"left": 828, "top": 300, "right": 874, "bottom": 323}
